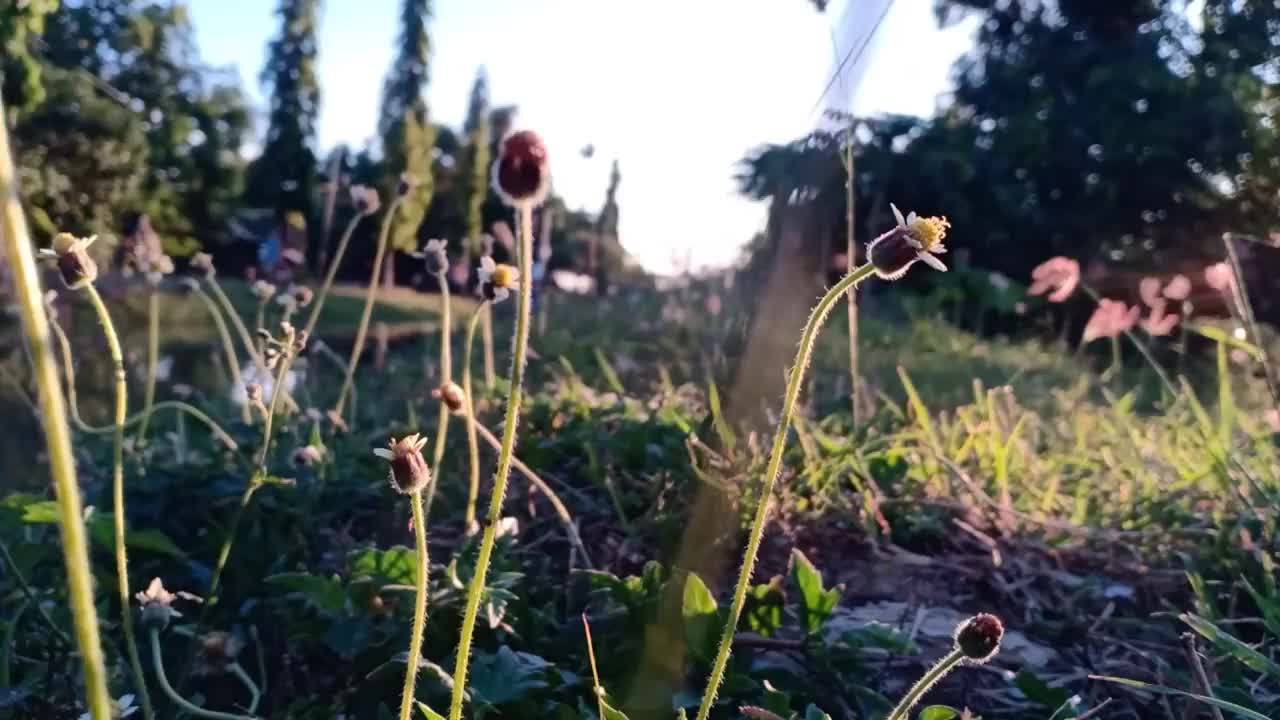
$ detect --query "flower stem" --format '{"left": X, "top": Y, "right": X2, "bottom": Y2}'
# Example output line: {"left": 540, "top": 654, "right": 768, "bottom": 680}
{"left": 423, "top": 271, "right": 453, "bottom": 520}
{"left": 886, "top": 647, "right": 965, "bottom": 720}
{"left": 1223, "top": 233, "right": 1280, "bottom": 415}
{"left": 694, "top": 263, "right": 877, "bottom": 720}
{"left": 334, "top": 197, "right": 404, "bottom": 421}
{"left": 461, "top": 304, "right": 486, "bottom": 530}
{"left": 398, "top": 491, "right": 430, "bottom": 720}
{"left": 229, "top": 663, "right": 262, "bottom": 715}
{"left": 191, "top": 286, "right": 251, "bottom": 423}
{"left": 149, "top": 629, "right": 258, "bottom": 720}
{"left": 448, "top": 203, "right": 536, "bottom": 720}
{"left": 303, "top": 213, "right": 364, "bottom": 341}
{"left": 137, "top": 287, "right": 160, "bottom": 441}
{"left": 0, "top": 104, "right": 113, "bottom": 720}
{"left": 206, "top": 277, "right": 298, "bottom": 414}
{"left": 482, "top": 301, "right": 496, "bottom": 389}
{"left": 83, "top": 283, "right": 155, "bottom": 720}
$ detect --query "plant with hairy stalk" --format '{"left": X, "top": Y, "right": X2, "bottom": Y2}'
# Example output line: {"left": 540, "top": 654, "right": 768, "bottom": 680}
{"left": 251, "top": 280, "right": 276, "bottom": 354}
{"left": 137, "top": 579, "right": 258, "bottom": 720}
{"left": 44, "top": 290, "right": 240, "bottom": 450}
{"left": 40, "top": 232, "right": 155, "bottom": 720}
{"left": 176, "top": 277, "right": 253, "bottom": 423}
{"left": 460, "top": 296, "right": 488, "bottom": 532}
{"left": 413, "top": 238, "right": 455, "bottom": 519}
{"left": 447, "top": 129, "right": 547, "bottom": 720}
{"left": 332, "top": 177, "right": 411, "bottom": 426}
{"left": 693, "top": 203, "right": 950, "bottom": 720}
{"left": 886, "top": 614, "right": 1004, "bottom": 720}
{"left": 302, "top": 185, "right": 379, "bottom": 341}
{"left": 122, "top": 243, "right": 175, "bottom": 444}
{"left": 479, "top": 233, "right": 498, "bottom": 388}
{"left": 373, "top": 434, "right": 432, "bottom": 720}
{"left": 0, "top": 103, "right": 113, "bottom": 720}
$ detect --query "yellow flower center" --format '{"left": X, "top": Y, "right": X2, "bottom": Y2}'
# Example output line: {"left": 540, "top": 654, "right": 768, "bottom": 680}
{"left": 492, "top": 264, "right": 518, "bottom": 288}
{"left": 908, "top": 215, "right": 950, "bottom": 251}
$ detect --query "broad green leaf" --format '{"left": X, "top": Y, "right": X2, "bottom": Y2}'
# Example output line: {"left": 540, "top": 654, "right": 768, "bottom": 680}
{"left": 745, "top": 578, "right": 785, "bottom": 636}
{"left": 1181, "top": 613, "right": 1280, "bottom": 680}
{"left": 1015, "top": 670, "right": 1069, "bottom": 709}
{"left": 1091, "top": 675, "right": 1269, "bottom": 720}
{"left": 416, "top": 702, "right": 446, "bottom": 720}
{"left": 468, "top": 646, "right": 551, "bottom": 707}
{"left": 790, "top": 549, "right": 840, "bottom": 634}
{"left": 600, "top": 698, "right": 631, "bottom": 720}
{"left": 19, "top": 501, "right": 59, "bottom": 524}
{"left": 682, "top": 572, "right": 719, "bottom": 663}
{"left": 918, "top": 707, "right": 960, "bottom": 720}
{"left": 348, "top": 545, "right": 417, "bottom": 587}
{"left": 266, "top": 572, "right": 347, "bottom": 614}
{"left": 85, "top": 515, "right": 185, "bottom": 558}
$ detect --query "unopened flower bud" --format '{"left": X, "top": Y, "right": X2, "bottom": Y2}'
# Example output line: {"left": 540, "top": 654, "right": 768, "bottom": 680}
{"left": 492, "top": 130, "right": 550, "bottom": 206}
{"left": 373, "top": 433, "right": 431, "bottom": 494}
{"left": 190, "top": 252, "right": 216, "bottom": 277}
{"left": 252, "top": 280, "right": 277, "bottom": 302}
{"left": 350, "top": 184, "right": 381, "bottom": 215}
{"left": 292, "top": 444, "right": 325, "bottom": 467}
{"left": 41, "top": 233, "right": 99, "bottom": 289}
{"left": 954, "top": 613, "right": 1003, "bottom": 663}
{"left": 396, "top": 173, "right": 418, "bottom": 198}
{"left": 433, "top": 381, "right": 466, "bottom": 413}
{"left": 290, "top": 285, "right": 314, "bottom": 307}
{"left": 194, "top": 631, "right": 243, "bottom": 676}
{"left": 416, "top": 239, "right": 449, "bottom": 275}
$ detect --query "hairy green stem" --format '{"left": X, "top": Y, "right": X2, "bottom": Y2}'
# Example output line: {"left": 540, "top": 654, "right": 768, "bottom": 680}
{"left": 448, "top": 203, "right": 536, "bottom": 720}
{"left": 0, "top": 102, "right": 113, "bottom": 719}
{"left": 137, "top": 287, "right": 160, "bottom": 441}
{"left": 886, "top": 648, "right": 965, "bottom": 720}
{"left": 334, "top": 197, "right": 404, "bottom": 421}
{"left": 83, "top": 283, "right": 155, "bottom": 720}
{"left": 398, "top": 492, "right": 430, "bottom": 720}
{"left": 423, "top": 271, "right": 453, "bottom": 519}
{"left": 303, "top": 213, "right": 364, "bottom": 341}
{"left": 191, "top": 286, "right": 251, "bottom": 423}
{"left": 694, "top": 263, "right": 877, "bottom": 720}
{"left": 461, "top": 304, "right": 486, "bottom": 530}
{"left": 149, "top": 630, "right": 257, "bottom": 720}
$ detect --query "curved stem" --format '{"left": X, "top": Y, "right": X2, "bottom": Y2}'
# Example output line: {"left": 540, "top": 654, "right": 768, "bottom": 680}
{"left": 206, "top": 277, "right": 297, "bottom": 413}
{"left": 398, "top": 491, "right": 430, "bottom": 720}
{"left": 423, "top": 272, "right": 453, "bottom": 519}
{"left": 75, "top": 401, "right": 238, "bottom": 451}
{"left": 334, "top": 196, "right": 404, "bottom": 420}
{"left": 256, "top": 347, "right": 297, "bottom": 470}
{"left": 149, "top": 629, "right": 258, "bottom": 720}
{"left": 694, "top": 263, "right": 877, "bottom": 720}
{"left": 192, "top": 286, "right": 251, "bottom": 423}
{"left": 448, "top": 203, "right": 536, "bottom": 720}
{"left": 303, "top": 213, "right": 364, "bottom": 341}
{"left": 461, "top": 305, "right": 486, "bottom": 530}
{"left": 0, "top": 103, "right": 113, "bottom": 719}
{"left": 83, "top": 283, "right": 155, "bottom": 720}
{"left": 138, "top": 287, "right": 160, "bottom": 441}
{"left": 886, "top": 648, "right": 964, "bottom": 720}
{"left": 229, "top": 663, "right": 261, "bottom": 715}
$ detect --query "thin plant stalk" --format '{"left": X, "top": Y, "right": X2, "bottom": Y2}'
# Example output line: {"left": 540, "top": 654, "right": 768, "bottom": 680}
{"left": 82, "top": 283, "right": 155, "bottom": 720}
{"left": 191, "top": 286, "right": 252, "bottom": 423}
{"left": 0, "top": 538, "right": 69, "bottom": 645}
{"left": 205, "top": 276, "right": 298, "bottom": 413}
{"left": 1223, "top": 233, "right": 1280, "bottom": 415}
{"left": 694, "top": 263, "right": 877, "bottom": 720}
{"left": 423, "top": 270, "right": 453, "bottom": 518}
{"left": 302, "top": 213, "right": 364, "bottom": 342}
{"left": 149, "top": 630, "right": 257, "bottom": 720}
{"left": 843, "top": 131, "right": 859, "bottom": 426}
{"left": 1, "top": 96, "right": 112, "bottom": 720}
{"left": 397, "top": 491, "right": 429, "bottom": 720}
{"left": 461, "top": 303, "right": 486, "bottom": 530}
{"left": 229, "top": 663, "right": 262, "bottom": 716}
{"left": 334, "top": 196, "right": 405, "bottom": 421}
{"left": 137, "top": 286, "right": 161, "bottom": 441}
{"left": 1081, "top": 284, "right": 1178, "bottom": 397}
{"left": 482, "top": 301, "right": 495, "bottom": 388}
{"left": 448, "top": 202, "right": 536, "bottom": 720}
{"left": 885, "top": 648, "right": 965, "bottom": 720}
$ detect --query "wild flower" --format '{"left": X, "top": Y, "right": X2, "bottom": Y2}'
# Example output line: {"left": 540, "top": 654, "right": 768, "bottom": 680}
{"left": 350, "top": 184, "right": 381, "bottom": 215}
{"left": 478, "top": 256, "right": 520, "bottom": 303}
{"left": 374, "top": 434, "right": 432, "bottom": 495}
{"left": 432, "top": 381, "right": 466, "bottom": 413}
{"left": 289, "top": 285, "right": 314, "bottom": 307}
{"left": 1205, "top": 261, "right": 1235, "bottom": 293}
{"left": 1027, "top": 256, "right": 1080, "bottom": 302}
{"left": 292, "top": 444, "right": 325, "bottom": 467}
{"left": 38, "top": 232, "right": 98, "bottom": 289}
{"left": 135, "top": 577, "right": 198, "bottom": 631}
{"left": 414, "top": 238, "right": 449, "bottom": 275}
{"left": 191, "top": 251, "right": 216, "bottom": 277}
{"left": 1140, "top": 299, "right": 1180, "bottom": 336}
{"left": 1163, "top": 274, "right": 1191, "bottom": 301}
{"left": 251, "top": 280, "right": 277, "bottom": 302}
{"left": 492, "top": 129, "right": 550, "bottom": 206}
{"left": 1139, "top": 276, "right": 1163, "bottom": 307}
{"left": 1083, "top": 299, "right": 1140, "bottom": 343}
{"left": 954, "top": 613, "right": 1004, "bottom": 663}
{"left": 866, "top": 203, "right": 950, "bottom": 280}
{"left": 78, "top": 694, "right": 138, "bottom": 720}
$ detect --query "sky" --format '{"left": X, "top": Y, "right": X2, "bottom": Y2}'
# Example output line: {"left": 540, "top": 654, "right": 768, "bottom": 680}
{"left": 188, "top": 0, "right": 978, "bottom": 274}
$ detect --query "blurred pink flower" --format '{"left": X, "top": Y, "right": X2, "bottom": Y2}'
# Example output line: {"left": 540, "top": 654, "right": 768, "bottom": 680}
{"left": 1028, "top": 257, "right": 1080, "bottom": 303}
{"left": 1083, "top": 299, "right": 1140, "bottom": 343}
{"left": 1205, "top": 262, "right": 1235, "bottom": 293}
{"left": 1139, "top": 277, "right": 1162, "bottom": 307}
{"left": 706, "top": 293, "right": 722, "bottom": 316}
{"left": 1162, "top": 274, "right": 1191, "bottom": 301}
{"left": 1231, "top": 348, "right": 1252, "bottom": 366}
{"left": 1265, "top": 409, "right": 1280, "bottom": 433}
{"left": 1140, "top": 299, "right": 1180, "bottom": 336}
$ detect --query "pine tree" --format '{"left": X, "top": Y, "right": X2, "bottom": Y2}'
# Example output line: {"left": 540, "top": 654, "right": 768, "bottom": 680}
{"left": 245, "top": 0, "right": 321, "bottom": 216}
{"left": 460, "top": 68, "right": 490, "bottom": 259}
{"left": 379, "top": 0, "right": 435, "bottom": 272}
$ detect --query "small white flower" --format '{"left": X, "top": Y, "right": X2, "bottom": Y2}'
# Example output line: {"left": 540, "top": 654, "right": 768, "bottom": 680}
{"left": 477, "top": 256, "right": 520, "bottom": 303}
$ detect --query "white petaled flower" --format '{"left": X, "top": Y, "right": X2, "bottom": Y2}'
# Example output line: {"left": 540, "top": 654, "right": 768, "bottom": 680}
{"left": 79, "top": 694, "right": 138, "bottom": 720}
{"left": 866, "top": 204, "right": 951, "bottom": 281}
{"left": 477, "top": 256, "right": 520, "bottom": 303}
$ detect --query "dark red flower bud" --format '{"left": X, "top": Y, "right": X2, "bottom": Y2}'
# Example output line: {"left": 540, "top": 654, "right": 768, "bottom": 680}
{"left": 492, "top": 130, "right": 550, "bottom": 206}
{"left": 954, "top": 613, "right": 1003, "bottom": 663}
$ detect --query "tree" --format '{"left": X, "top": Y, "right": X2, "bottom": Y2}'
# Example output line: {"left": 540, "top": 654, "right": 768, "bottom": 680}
{"left": 593, "top": 159, "right": 621, "bottom": 293}
{"left": 378, "top": 0, "right": 436, "bottom": 284}
{"left": 245, "top": 0, "right": 321, "bottom": 217}
{"left": 1, "top": 0, "right": 59, "bottom": 116}
{"left": 459, "top": 67, "right": 490, "bottom": 261}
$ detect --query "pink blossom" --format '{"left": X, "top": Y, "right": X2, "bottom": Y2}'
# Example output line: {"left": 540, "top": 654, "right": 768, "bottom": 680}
{"left": 1265, "top": 409, "right": 1280, "bottom": 433}
{"left": 1162, "top": 274, "right": 1191, "bottom": 301}
{"left": 1140, "top": 299, "right": 1180, "bottom": 336}
{"left": 1204, "top": 262, "right": 1235, "bottom": 293}
{"left": 1139, "top": 277, "right": 1163, "bottom": 308}
{"left": 1083, "top": 299, "right": 1140, "bottom": 343}
{"left": 1028, "top": 257, "right": 1081, "bottom": 303}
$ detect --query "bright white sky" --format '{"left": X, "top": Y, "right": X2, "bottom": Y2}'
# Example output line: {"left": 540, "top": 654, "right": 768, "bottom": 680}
{"left": 189, "top": 0, "right": 978, "bottom": 274}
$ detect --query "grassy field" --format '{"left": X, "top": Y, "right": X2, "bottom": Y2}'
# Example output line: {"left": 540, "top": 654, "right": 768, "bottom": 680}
{"left": 1, "top": 272, "right": 1278, "bottom": 720}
